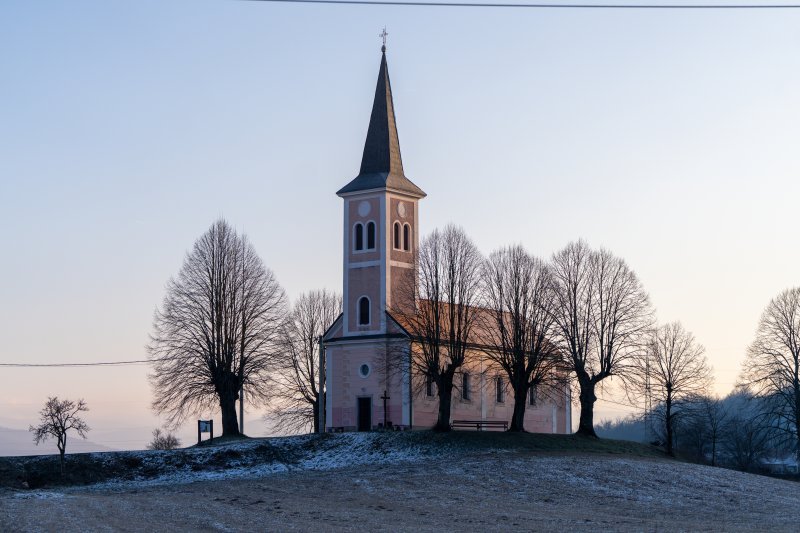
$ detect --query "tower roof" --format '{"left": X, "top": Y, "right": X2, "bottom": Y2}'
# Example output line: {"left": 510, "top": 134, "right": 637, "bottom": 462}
{"left": 337, "top": 48, "right": 426, "bottom": 198}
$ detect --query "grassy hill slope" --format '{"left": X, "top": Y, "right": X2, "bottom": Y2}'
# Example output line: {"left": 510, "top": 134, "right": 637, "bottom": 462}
{"left": 3, "top": 433, "right": 800, "bottom": 532}
{"left": 0, "top": 431, "right": 664, "bottom": 490}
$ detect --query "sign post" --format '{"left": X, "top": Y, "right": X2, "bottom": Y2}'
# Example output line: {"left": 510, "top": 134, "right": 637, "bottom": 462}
{"left": 198, "top": 419, "right": 214, "bottom": 445}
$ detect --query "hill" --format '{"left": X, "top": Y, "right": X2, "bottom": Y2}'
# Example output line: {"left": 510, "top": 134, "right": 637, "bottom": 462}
{"left": 0, "top": 431, "right": 662, "bottom": 490}
{"left": 2, "top": 432, "right": 799, "bottom": 531}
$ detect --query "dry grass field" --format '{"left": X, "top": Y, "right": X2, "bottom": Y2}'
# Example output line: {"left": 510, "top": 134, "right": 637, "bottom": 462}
{"left": 2, "top": 433, "right": 798, "bottom": 532}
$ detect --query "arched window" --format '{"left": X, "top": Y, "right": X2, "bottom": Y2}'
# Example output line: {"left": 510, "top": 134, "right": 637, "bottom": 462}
{"left": 462, "top": 373, "right": 471, "bottom": 401}
{"left": 403, "top": 224, "right": 411, "bottom": 252}
{"left": 366, "top": 221, "right": 376, "bottom": 250}
{"left": 358, "top": 296, "right": 370, "bottom": 326}
{"left": 354, "top": 223, "right": 364, "bottom": 251}
{"left": 393, "top": 222, "right": 401, "bottom": 250}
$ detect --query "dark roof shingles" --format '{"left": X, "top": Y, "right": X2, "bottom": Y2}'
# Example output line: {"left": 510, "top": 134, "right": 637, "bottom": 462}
{"left": 337, "top": 50, "right": 425, "bottom": 198}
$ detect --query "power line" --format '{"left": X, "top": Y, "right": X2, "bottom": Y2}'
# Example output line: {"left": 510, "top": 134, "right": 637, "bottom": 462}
{"left": 0, "top": 359, "right": 153, "bottom": 368}
{"left": 596, "top": 396, "right": 642, "bottom": 410}
{"left": 243, "top": 0, "right": 800, "bottom": 9}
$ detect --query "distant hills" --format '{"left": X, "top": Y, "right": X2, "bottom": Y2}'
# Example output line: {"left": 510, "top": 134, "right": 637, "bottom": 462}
{"left": 0, "top": 427, "right": 114, "bottom": 457}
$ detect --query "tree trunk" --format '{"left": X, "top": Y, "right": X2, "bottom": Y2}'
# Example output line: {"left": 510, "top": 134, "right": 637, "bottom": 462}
{"left": 509, "top": 381, "right": 527, "bottom": 432}
{"left": 57, "top": 435, "right": 66, "bottom": 477}
{"left": 665, "top": 397, "right": 674, "bottom": 456}
{"left": 711, "top": 434, "right": 717, "bottom": 467}
{"left": 435, "top": 378, "right": 454, "bottom": 432}
{"left": 576, "top": 377, "right": 598, "bottom": 437}
{"left": 219, "top": 384, "right": 241, "bottom": 437}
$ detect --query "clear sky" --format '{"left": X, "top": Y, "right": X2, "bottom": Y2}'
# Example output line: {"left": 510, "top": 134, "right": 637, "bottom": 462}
{"left": 2, "top": 1, "right": 799, "bottom": 450}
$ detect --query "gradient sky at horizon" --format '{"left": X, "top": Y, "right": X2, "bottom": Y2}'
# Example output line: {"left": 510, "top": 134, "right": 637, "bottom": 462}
{"left": 2, "top": 0, "right": 800, "bottom": 451}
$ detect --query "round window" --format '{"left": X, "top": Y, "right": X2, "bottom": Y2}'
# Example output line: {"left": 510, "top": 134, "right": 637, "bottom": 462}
{"left": 359, "top": 363, "right": 370, "bottom": 378}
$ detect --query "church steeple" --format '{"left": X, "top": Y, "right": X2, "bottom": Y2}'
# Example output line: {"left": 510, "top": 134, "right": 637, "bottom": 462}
{"left": 337, "top": 47, "right": 426, "bottom": 199}
{"left": 360, "top": 49, "right": 404, "bottom": 177}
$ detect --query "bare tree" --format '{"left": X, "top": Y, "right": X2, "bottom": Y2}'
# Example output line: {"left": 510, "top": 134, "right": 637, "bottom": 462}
{"left": 721, "top": 392, "right": 779, "bottom": 472}
{"left": 551, "top": 241, "right": 652, "bottom": 437}
{"left": 149, "top": 219, "right": 287, "bottom": 436}
{"left": 630, "top": 322, "right": 712, "bottom": 455}
{"left": 29, "top": 397, "right": 89, "bottom": 475}
{"left": 272, "top": 289, "right": 342, "bottom": 433}
{"left": 392, "top": 224, "right": 483, "bottom": 431}
{"left": 741, "top": 287, "right": 800, "bottom": 462}
{"left": 480, "top": 245, "right": 561, "bottom": 431}
{"left": 147, "top": 428, "right": 181, "bottom": 450}
{"left": 695, "top": 395, "right": 730, "bottom": 466}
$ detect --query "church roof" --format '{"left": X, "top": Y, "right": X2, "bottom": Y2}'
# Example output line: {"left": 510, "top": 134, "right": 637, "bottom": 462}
{"left": 337, "top": 48, "right": 426, "bottom": 199}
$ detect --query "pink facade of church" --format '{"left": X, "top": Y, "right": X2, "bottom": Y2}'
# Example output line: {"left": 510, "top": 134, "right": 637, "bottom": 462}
{"left": 322, "top": 47, "right": 571, "bottom": 434}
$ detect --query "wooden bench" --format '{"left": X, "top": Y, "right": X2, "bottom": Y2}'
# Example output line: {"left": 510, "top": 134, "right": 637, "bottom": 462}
{"left": 451, "top": 420, "right": 508, "bottom": 431}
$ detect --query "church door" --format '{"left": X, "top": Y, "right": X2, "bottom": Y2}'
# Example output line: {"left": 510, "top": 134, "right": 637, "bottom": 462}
{"left": 357, "top": 397, "right": 372, "bottom": 431}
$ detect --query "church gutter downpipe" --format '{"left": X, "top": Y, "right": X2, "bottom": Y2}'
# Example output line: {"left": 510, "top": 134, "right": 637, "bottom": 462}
{"left": 319, "top": 335, "right": 326, "bottom": 433}
{"left": 408, "top": 344, "right": 413, "bottom": 430}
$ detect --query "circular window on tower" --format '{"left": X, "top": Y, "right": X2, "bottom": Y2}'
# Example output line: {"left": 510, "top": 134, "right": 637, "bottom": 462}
{"left": 359, "top": 363, "right": 371, "bottom": 378}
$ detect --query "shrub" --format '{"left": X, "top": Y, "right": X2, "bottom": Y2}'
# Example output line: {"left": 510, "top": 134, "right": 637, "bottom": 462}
{"left": 147, "top": 428, "right": 181, "bottom": 450}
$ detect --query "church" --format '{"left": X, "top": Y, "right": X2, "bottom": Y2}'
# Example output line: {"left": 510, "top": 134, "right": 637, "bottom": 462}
{"left": 322, "top": 44, "right": 571, "bottom": 433}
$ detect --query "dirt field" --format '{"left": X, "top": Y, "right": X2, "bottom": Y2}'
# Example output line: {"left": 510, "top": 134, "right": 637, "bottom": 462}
{"left": 3, "top": 450, "right": 799, "bottom": 532}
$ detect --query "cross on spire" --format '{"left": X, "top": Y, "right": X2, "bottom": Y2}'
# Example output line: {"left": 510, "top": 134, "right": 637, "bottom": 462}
{"left": 380, "top": 27, "right": 388, "bottom": 52}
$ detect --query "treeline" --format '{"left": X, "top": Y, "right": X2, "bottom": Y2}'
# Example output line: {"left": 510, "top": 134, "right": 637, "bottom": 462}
{"left": 145, "top": 219, "right": 656, "bottom": 437}
{"left": 142, "top": 218, "right": 800, "bottom": 465}
{"left": 599, "top": 391, "right": 797, "bottom": 473}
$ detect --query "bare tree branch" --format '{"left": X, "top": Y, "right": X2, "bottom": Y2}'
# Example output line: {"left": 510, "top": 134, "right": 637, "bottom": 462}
{"left": 270, "top": 289, "right": 342, "bottom": 434}
{"left": 630, "top": 322, "right": 712, "bottom": 455}
{"left": 391, "top": 224, "right": 483, "bottom": 431}
{"left": 29, "top": 397, "right": 89, "bottom": 476}
{"left": 148, "top": 219, "right": 287, "bottom": 436}
{"left": 479, "top": 244, "right": 562, "bottom": 431}
{"left": 741, "top": 287, "right": 800, "bottom": 461}
{"left": 551, "top": 240, "right": 652, "bottom": 437}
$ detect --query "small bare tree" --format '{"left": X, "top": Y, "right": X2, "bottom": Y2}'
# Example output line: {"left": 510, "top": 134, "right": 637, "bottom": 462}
{"left": 722, "top": 392, "right": 778, "bottom": 472}
{"left": 631, "top": 322, "right": 712, "bottom": 456}
{"left": 147, "top": 428, "right": 181, "bottom": 450}
{"left": 695, "top": 395, "right": 730, "bottom": 466}
{"left": 149, "top": 219, "right": 287, "bottom": 436}
{"left": 29, "top": 397, "right": 90, "bottom": 475}
{"left": 741, "top": 287, "right": 800, "bottom": 462}
{"left": 551, "top": 241, "right": 652, "bottom": 437}
{"left": 392, "top": 224, "right": 483, "bottom": 431}
{"left": 480, "top": 245, "right": 561, "bottom": 431}
{"left": 272, "top": 289, "right": 342, "bottom": 433}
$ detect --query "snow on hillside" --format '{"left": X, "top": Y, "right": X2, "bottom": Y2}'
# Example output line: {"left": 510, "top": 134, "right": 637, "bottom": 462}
{"left": 91, "top": 432, "right": 435, "bottom": 489}
{"left": 5, "top": 437, "right": 800, "bottom": 532}
{"left": 1, "top": 432, "right": 463, "bottom": 491}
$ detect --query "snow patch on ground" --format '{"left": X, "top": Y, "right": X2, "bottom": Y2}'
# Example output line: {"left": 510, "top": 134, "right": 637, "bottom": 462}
{"left": 13, "top": 491, "right": 66, "bottom": 500}
{"left": 79, "top": 432, "right": 442, "bottom": 492}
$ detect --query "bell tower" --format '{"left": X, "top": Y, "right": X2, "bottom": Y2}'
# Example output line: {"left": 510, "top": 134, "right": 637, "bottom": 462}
{"left": 336, "top": 44, "right": 425, "bottom": 337}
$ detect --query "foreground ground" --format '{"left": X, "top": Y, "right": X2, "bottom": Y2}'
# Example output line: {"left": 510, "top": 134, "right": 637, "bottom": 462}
{"left": 2, "top": 433, "right": 799, "bottom": 531}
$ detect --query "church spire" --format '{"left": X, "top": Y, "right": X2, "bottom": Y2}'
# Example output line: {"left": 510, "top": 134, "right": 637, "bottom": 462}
{"left": 359, "top": 46, "right": 403, "bottom": 177}
{"left": 337, "top": 44, "right": 426, "bottom": 198}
